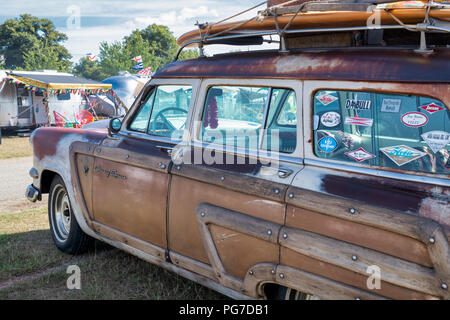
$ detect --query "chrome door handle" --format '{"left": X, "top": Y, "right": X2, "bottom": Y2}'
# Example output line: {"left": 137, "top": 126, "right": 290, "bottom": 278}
{"left": 260, "top": 166, "right": 293, "bottom": 178}
{"left": 157, "top": 145, "right": 173, "bottom": 155}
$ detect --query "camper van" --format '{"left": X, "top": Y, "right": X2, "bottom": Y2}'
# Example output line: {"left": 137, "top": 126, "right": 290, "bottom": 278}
{"left": 0, "top": 70, "right": 112, "bottom": 131}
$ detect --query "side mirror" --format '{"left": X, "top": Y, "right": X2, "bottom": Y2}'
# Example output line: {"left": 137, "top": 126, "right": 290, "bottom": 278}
{"left": 108, "top": 117, "right": 122, "bottom": 136}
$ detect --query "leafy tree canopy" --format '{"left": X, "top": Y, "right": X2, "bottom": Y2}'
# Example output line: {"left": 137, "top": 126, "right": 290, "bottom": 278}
{"left": 74, "top": 24, "right": 199, "bottom": 81}
{"left": 0, "top": 14, "right": 72, "bottom": 71}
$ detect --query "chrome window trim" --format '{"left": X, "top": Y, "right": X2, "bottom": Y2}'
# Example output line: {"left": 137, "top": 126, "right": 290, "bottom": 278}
{"left": 305, "top": 158, "right": 449, "bottom": 187}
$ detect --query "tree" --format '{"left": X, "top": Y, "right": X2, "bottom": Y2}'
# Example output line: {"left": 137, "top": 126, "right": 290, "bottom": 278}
{"left": 73, "top": 24, "right": 199, "bottom": 81}
{"left": 0, "top": 14, "right": 71, "bottom": 71}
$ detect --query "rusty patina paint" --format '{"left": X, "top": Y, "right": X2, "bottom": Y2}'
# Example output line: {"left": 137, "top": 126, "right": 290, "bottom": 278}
{"left": 154, "top": 49, "right": 450, "bottom": 83}
{"left": 32, "top": 127, "right": 107, "bottom": 160}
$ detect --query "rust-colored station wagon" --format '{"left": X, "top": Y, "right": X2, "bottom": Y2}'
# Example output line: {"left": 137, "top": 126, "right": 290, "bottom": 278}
{"left": 26, "top": 0, "right": 449, "bottom": 300}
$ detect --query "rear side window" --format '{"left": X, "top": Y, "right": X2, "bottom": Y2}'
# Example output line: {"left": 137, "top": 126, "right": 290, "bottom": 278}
{"left": 200, "top": 86, "right": 297, "bottom": 154}
{"left": 313, "top": 90, "right": 449, "bottom": 175}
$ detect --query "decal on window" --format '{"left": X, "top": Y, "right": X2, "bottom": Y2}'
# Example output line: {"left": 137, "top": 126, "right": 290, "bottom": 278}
{"left": 318, "top": 136, "right": 338, "bottom": 152}
{"left": 421, "top": 131, "right": 450, "bottom": 153}
{"left": 345, "top": 99, "right": 371, "bottom": 110}
{"left": 344, "top": 116, "right": 373, "bottom": 127}
{"left": 316, "top": 93, "right": 338, "bottom": 106}
{"left": 381, "top": 99, "right": 402, "bottom": 113}
{"left": 320, "top": 112, "right": 341, "bottom": 127}
{"left": 380, "top": 145, "right": 426, "bottom": 166}
{"left": 401, "top": 112, "right": 429, "bottom": 127}
{"left": 345, "top": 148, "right": 376, "bottom": 162}
{"left": 419, "top": 103, "right": 444, "bottom": 114}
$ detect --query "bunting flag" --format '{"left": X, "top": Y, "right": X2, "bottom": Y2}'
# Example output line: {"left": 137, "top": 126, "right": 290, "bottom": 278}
{"left": 136, "top": 67, "right": 152, "bottom": 76}
{"left": 4, "top": 77, "right": 113, "bottom": 96}
{"left": 132, "top": 62, "right": 144, "bottom": 70}
{"left": 88, "top": 55, "right": 98, "bottom": 62}
{"left": 132, "top": 55, "right": 143, "bottom": 63}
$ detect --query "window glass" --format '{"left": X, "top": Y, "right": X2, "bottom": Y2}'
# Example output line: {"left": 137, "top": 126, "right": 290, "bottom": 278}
{"left": 200, "top": 86, "right": 298, "bottom": 154}
{"left": 57, "top": 93, "right": 71, "bottom": 101}
{"left": 313, "top": 90, "right": 449, "bottom": 175}
{"left": 148, "top": 85, "right": 192, "bottom": 139}
{"left": 129, "top": 89, "right": 155, "bottom": 133}
{"left": 263, "top": 89, "right": 297, "bottom": 154}
{"left": 201, "top": 86, "right": 269, "bottom": 150}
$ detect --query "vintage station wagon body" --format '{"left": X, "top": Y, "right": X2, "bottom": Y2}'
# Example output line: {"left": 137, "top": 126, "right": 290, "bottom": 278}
{"left": 27, "top": 47, "right": 450, "bottom": 300}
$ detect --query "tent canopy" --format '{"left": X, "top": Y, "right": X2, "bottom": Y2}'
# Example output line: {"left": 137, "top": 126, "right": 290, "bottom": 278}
{"left": 7, "top": 71, "right": 112, "bottom": 90}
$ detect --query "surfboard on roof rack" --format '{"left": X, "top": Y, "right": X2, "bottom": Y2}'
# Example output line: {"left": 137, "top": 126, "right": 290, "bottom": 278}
{"left": 175, "top": 0, "right": 450, "bottom": 57}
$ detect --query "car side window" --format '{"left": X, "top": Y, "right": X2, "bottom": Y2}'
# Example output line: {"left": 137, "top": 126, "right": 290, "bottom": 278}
{"left": 263, "top": 88, "right": 297, "bottom": 154}
{"left": 200, "top": 86, "right": 298, "bottom": 154}
{"left": 148, "top": 85, "right": 192, "bottom": 139}
{"left": 313, "top": 90, "right": 449, "bottom": 175}
{"left": 129, "top": 89, "right": 155, "bottom": 133}
{"left": 129, "top": 85, "right": 192, "bottom": 139}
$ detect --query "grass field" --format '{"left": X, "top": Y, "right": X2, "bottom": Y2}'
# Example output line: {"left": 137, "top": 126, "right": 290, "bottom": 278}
{"left": 0, "top": 137, "right": 32, "bottom": 159}
{"left": 0, "top": 208, "right": 225, "bottom": 300}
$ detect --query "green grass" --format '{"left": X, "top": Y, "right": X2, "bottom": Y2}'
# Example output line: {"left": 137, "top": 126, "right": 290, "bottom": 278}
{"left": 0, "top": 137, "right": 32, "bottom": 159}
{"left": 0, "top": 208, "right": 225, "bottom": 300}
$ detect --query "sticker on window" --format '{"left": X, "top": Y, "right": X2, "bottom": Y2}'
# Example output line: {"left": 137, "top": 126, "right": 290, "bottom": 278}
{"left": 318, "top": 136, "right": 338, "bottom": 152}
{"left": 316, "top": 93, "right": 338, "bottom": 106}
{"left": 381, "top": 99, "right": 402, "bottom": 113}
{"left": 345, "top": 148, "right": 376, "bottom": 162}
{"left": 345, "top": 116, "right": 373, "bottom": 127}
{"left": 345, "top": 99, "right": 371, "bottom": 110}
{"left": 419, "top": 103, "right": 444, "bottom": 114}
{"left": 320, "top": 112, "right": 341, "bottom": 127}
{"left": 380, "top": 145, "right": 426, "bottom": 166}
{"left": 421, "top": 131, "right": 450, "bottom": 153}
{"left": 401, "top": 112, "right": 429, "bottom": 127}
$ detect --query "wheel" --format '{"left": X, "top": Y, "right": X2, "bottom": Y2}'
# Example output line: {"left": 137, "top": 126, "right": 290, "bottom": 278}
{"left": 268, "top": 285, "right": 319, "bottom": 300}
{"left": 48, "top": 175, "right": 93, "bottom": 254}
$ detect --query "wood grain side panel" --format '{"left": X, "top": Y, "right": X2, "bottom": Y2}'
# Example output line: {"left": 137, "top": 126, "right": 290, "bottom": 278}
{"left": 286, "top": 206, "right": 432, "bottom": 267}
{"left": 209, "top": 225, "right": 279, "bottom": 280}
{"left": 92, "top": 158, "right": 168, "bottom": 247}
{"left": 281, "top": 248, "right": 439, "bottom": 300}
{"left": 168, "top": 175, "right": 285, "bottom": 264}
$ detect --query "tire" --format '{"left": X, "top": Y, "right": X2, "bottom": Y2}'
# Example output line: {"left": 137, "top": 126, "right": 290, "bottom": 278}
{"left": 48, "top": 175, "right": 93, "bottom": 254}
{"left": 272, "top": 286, "right": 319, "bottom": 300}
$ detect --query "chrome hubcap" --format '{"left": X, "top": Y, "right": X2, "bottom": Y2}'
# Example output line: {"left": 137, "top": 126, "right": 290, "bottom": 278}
{"left": 51, "top": 185, "right": 71, "bottom": 242}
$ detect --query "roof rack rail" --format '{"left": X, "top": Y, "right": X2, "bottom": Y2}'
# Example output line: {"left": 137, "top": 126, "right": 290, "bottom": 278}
{"left": 174, "top": 0, "right": 450, "bottom": 61}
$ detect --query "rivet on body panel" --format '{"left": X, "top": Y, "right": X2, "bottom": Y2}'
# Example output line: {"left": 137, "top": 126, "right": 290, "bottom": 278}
{"left": 176, "top": 165, "right": 181, "bottom": 170}
{"left": 249, "top": 270, "right": 254, "bottom": 275}
{"left": 201, "top": 212, "right": 206, "bottom": 217}
{"left": 355, "top": 298, "right": 361, "bottom": 300}
{"left": 267, "top": 229, "right": 272, "bottom": 236}
{"left": 274, "top": 188, "right": 280, "bottom": 194}
{"left": 125, "top": 154, "right": 130, "bottom": 159}
{"left": 279, "top": 273, "right": 285, "bottom": 279}
{"left": 352, "top": 255, "right": 358, "bottom": 261}
{"left": 349, "top": 208, "right": 356, "bottom": 214}
{"left": 283, "top": 233, "right": 288, "bottom": 239}
{"left": 442, "top": 283, "right": 448, "bottom": 290}
{"left": 271, "top": 270, "right": 276, "bottom": 274}
{"left": 97, "top": 148, "right": 101, "bottom": 153}
{"left": 288, "top": 193, "right": 294, "bottom": 199}
{"left": 220, "top": 176, "right": 225, "bottom": 181}
{"left": 429, "top": 237, "right": 435, "bottom": 244}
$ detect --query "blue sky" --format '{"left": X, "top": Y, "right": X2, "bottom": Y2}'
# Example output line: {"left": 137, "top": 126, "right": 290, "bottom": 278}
{"left": 1, "top": 0, "right": 268, "bottom": 63}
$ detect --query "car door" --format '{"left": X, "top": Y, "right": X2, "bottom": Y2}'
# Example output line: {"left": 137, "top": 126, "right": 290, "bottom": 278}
{"left": 90, "top": 79, "right": 199, "bottom": 252}
{"left": 167, "top": 79, "right": 304, "bottom": 294}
